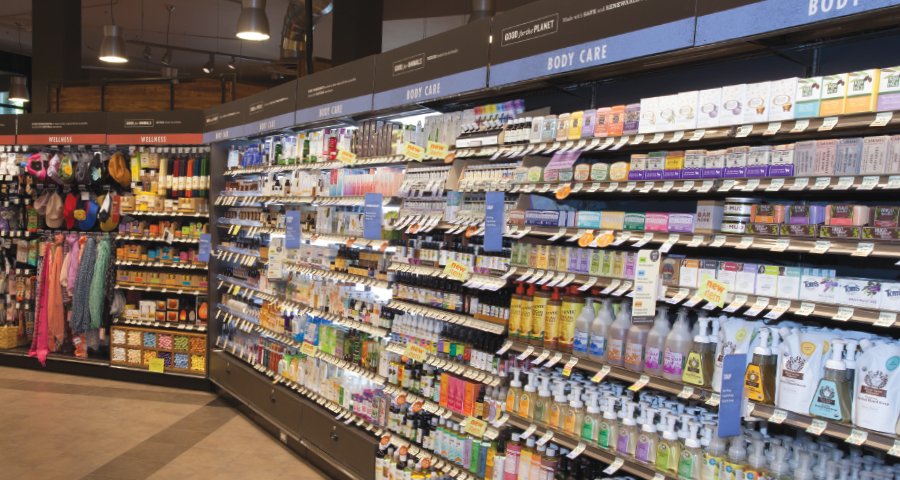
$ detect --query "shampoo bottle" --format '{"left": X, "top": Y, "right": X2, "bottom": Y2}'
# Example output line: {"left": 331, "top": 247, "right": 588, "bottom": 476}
{"left": 504, "top": 434, "right": 522, "bottom": 480}
{"left": 588, "top": 298, "right": 615, "bottom": 362}
{"left": 558, "top": 287, "right": 585, "bottom": 353}
{"left": 543, "top": 287, "right": 562, "bottom": 349}
{"left": 531, "top": 286, "right": 550, "bottom": 346}
{"left": 517, "top": 438, "right": 534, "bottom": 480}
{"left": 509, "top": 282, "right": 525, "bottom": 340}
{"left": 644, "top": 306, "right": 671, "bottom": 375}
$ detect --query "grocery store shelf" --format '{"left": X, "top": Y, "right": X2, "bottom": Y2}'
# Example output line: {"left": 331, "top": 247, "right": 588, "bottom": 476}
{"left": 384, "top": 341, "right": 504, "bottom": 387}
{"left": 115, "top": 260, "right": 208, "bottom": 270}
{"left": 116, "top": 234, "right": 200, "bottom": 244}
{"left": 217, "top": 223, "right": 286, "bottom": 236}
{"left": 389, "top": 261, "right": 508, "bottom": 291}
{"left": 305, "top": 233, "right": 394, "bottom": 250}
{"left": 115, "top": 283, "right": 206, "bottom": 295}
{"left": 124, "top": 210, "right": 210, "bottom": 218}
{"left": 386, "top": 300, "right": 505, "bottom": 335}
{"left": 284, "top": 260, "right": 391, "bottom": 290}
{"left": 112, "top": 318, "right": 208, "bottom": 333}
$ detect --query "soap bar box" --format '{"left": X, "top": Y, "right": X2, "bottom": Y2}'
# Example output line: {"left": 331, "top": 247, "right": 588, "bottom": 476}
{"left": 683, "top": 150, "right": 706, "bottom": 179}
{"left": 703, "top": 150, "right": 725, "bottom": 178}
{"left": 837, "top": 277, "right": 882, "bottom": 309}
{"left": 697, "top": 88, "right": 722, "bottom": 129}
{"left": 845, "top": 69, "right": 881, "bottom": 114}
{"left": 743, "top": 81, "right": 772, "bottom": 124}
{"left": 769, "top": 78, "right": 798, "bottom": 121}
{"left": 638, "top": 97, "right": 658, "bottom": 134}
{"left": 724, "top": 146, "right": 749, "bottom": 178}
{"left": 877, "top": 66, "right": 900, "bottom": 111}
{"left": 800, "top": 268, "right": 838, "bottom": 303}
{"left": 747, "top": 146, "right": 772, "bottom": 177}
{"left": 795, "top": 77, "right": 823, "bottom": 119}
{"left": 770, "top": 144, "right": 795, "bottom": 177}
{"left": 819, "top": 73, "right": 849, "bottom": 116}
{"left": 645, "top": 152, "right": 666, "bottom": 180}
{"left": 719, "top": 84, "right": 746, "bottom": 126}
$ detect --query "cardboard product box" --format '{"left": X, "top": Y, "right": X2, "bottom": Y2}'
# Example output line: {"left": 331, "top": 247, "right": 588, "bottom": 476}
{"left": 795, "top": 77, "right": 823, "bottom": 119}
{"left": 788, "top": 204, "right": 825, "bottom": 225}
{"left": 623, "top": 213, "right": 645, "bottom": 231}
{"left": 769, "top": 77, "right": 799, "bottom": 121}
{"left": 770, "top": 144, "right": 795, "bottom": 177}
{"left": 834, "top": 137, "right": 863, "bottom": 175}
{"left": 794, "top": 141, "right": 816, "bottom": 176}
{"left": 861, "top": 136, "right": 891, "bottom": 174}
{"left": 629, "top": 154, "right": 647, "bottom": 181}
{"left": 600, "top": 211, "right": 625, "bottom": 230}
{"left": 624, "top": 252, "right": 637, "bottom": 280}
{"left": 664, "top": 151, "right": 685, "bottom": 179}
{"left": 877, "top": 66, "right": 900, "bottom": 111}
{"left": 660, "top": 257, "right": 680, "bottom": 286}
{"left": 724, "top": 146, "right": 750, "bottom": 178}
{"left": 869, "top": 206, "right": 900, "bottom": 227}
{"left": 623, "top": 104, "right": 641, "bottom": 136}
{"left": 675, "top": 91, "right": 699, "bottom": 131}
{"left": 747, "top": 146, "right": 772, "bottom": 177}
{"left": 734, "top": 263, "right": 758, "bottom": 294}
{"left": 683, "top": 150, "right": 706, "bottom": 180}
{"left": 799, "top": 268, "right": 838, "bottom": 303}
{"left": 703, "top": 150, "right": 725, "bottom": 178}
{"left": 695, "top": 201, "right": 724, "bottom": 233}
{"left": 638, "top": 97, "right": 658, "bottom": 134}
{"left": 644, "top": 213, "right": 669, "bottom": 232}
{"left": 645, "top": 152, "right": 666, "bottom": 180}
{"left": 594, "top": 108, "right": 611, "bottom": 137}
{"left": 887, "top": 135, "right": 900, "bottom": 174}
{"left": 879, "top": 282, "right": 900, "bottom": 312}
{"left": 698, "top": 260, "right": 718, "bottom": 284}
{"left": 717, "top": 262, "right": 739, "bottom": 291}
{"left": 837, "top": 278, "right": 882, "bottom": 309}
{"left": 755, "top": 265, "right": 779, "bottom": 297}
{"left": 697, "top": 88, "right": 722, "bottom": 129}
{"left": 819, "top": 73, "right": 849, "bottom": 116}
{"left": 609, "top": 161, "right": 630, "bottom": 181}
{"left": 813, "top": 139, "right": 838, "bottom": 176}
{"left": 826, "top": 205, "right": 869, "bottom": 226}
{"left": 845, "top": 69, "right": 881, "bottom": 113}
{"left": 743, "top": 81, "right": 772, "bottom": 123}
{"left": 720, "top": 84, "right": 747, "bottom": 126}
{"left": 679, "top": 259, "right": 699, "bottom": 288}
{"left": 656, "top": 95, "right": 679, "bottom": 132}
{"left": 776, "top": 267, "right": 802, "bottom": 300}
{"left": 608, "top": 105, "right": 626, "bottom": 137}
{"left": 576, "top": 211, "right": 602, "bottom": 229}
{"left": 668, "top": 213, "right": 695, "bottom": 233}
{"left": 590, "top": 162, "right": 610, "bottom": 181}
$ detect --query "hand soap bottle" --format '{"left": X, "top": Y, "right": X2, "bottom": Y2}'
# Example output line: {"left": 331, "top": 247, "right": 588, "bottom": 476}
{"left": 744, "top": 328, "right": 776, "bottom": 405}
{"left": 607, "top": 300, "right": 632, "bottom": 366}
{"left": 743, "top": 438, "right": 767, "bottom": 480}
{"left": 635, "top": 411, "right": 659, "bottom": 465}
{"left": 683, "top": 316, "right": 714, "bottom": 388}
{"left": 722, "top": 436, "right": 747, "bottom": 480}
{"left": 573, "top": 297, "right": 595, "bottom": 358}
{"left": 548, "top": 380, "right": 568, "bottom": 430}
{"left": 679, "top": 423, "right": 703, "bottom": 480}
{"left": 588, "top": 298, "right": 615, "bottom": 362}
{"left": 534, "top": 375, "right": 552, "bottom": 426}
{"left": 624, "top": 316, "right": 652, "bottom": 372}
{"left": 616, "top": 401, "right": 639, "bottom": 457}
{"left": 644, "top": 306, "right": 671, "bottom": 375}
{"left": 509, "top": 282, "right": 525, "bottom": 340}
{"left": 519, "top": 372, "right": 537, "bottom": 420}
{"left": 701, "top": 424, "right": 728, "bottom": 480}
{"left": 581, "top": 391, "right": 602, "bottom": 443}
{"left": 657, "top": 414, "right": 681, "bottom": 475}
{"left": 564, "top": 385, "right": 584, "bottom": 436}
{"left": 598, "top": 397, "right": 619, "bottom": 451}
{"left": 663, "top": 308, "right": 693, "bottom": 381}
{"left": 506, "top": 368, "right": 523, "bottom": 414}
{"left": 809, "top": 339, "right": 851, "bottom": 422}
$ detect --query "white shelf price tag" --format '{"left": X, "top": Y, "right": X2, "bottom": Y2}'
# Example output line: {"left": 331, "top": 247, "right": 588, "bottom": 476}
{"left": 766, "top": 178, "right": 785, "bottom": 191}
{"left": 669, "top": 131, "right": 685, "bottom": 143}
{"left": 683, "top": 295, "right": 704, "bottom": 308}
{"left": 719, "top": 179, "right": 736, "bottom": 192}
{"left": 736, "top": 125, "right": 753, "bottom": 137}
{"left": 631, "top": 134, "right": 645, "bottom": 144}
{"left": 600, "top": 279, "right": 622, "bottom": 295}
{"left": 889, "top": 440, "right": 900, "bottom": 457}
{"left": 876, "top": 312, "right": 897, "bottom": 327}
{"left": 639, "top": 181, "right": 655, "bottom": 193}
{"left": 812, "top": 177, "right": 831, "bottom": 190}
{"left": 699, "top": 180, "right": 715, "bottom": 193}
{"left": 790, "top": 177, "right": 810, "bottom": 191}
{"left": 764, "top": 299, "right": 792, "bottom": 320}
{"left": 605, "top": 182, "right": 619, "bottom": 193}
{"left": 610, "top": 231, "right": 632, "bottom": 246}
{"left": 723, "top": 294, "right": 748, "bottom": 313}
{"left": 516, "top": 345, "right": 535, "bottom": 360}
{"left": 771, "top": 238, "right": 790, "bottom": 252}
{"left": 497, "top": 341, "right": 513, "bottom": 355}
{"left": 852, "top": 243, "right": 874, "bottom": 257}
{"left": 678, "top": 180, "right": 695, "bottom": 193}
{"left": 667, "top": 288, "right": 690, "bottom": 305}
{"left": 627, "top": 375, "right": 651, "bottom": 392}
{"left": 810, "top": 240, "right": 831, "bottom": 254}
{"left": 535, "top": 430, "right": 554, "bottom": 447}
{"left": 678, "top": 386, "right": 694, "bottom": 399}
{"left": 769, "top": 409, "right": 788, "bottom": 424}
{"left": 566, "top": 443, "right": 587, "bottom": 459}
{"left": 845, "top": 429, "right": 868, "bottom": 446}
{"left": 649, "top": 133, "right": 665, "bottom": 144}
{"left": 743, "top": 178, "right": 761, "bottom": 192}
{"left": 764, "top": 122, "right": 782, "bottom": 135}
{"left": 871, "top": 112, "right": 893, "bottom": 127}
{"left": 689, "top": 129, "right": 705, "bottom": 141}
{"left": 807, "top": 419, "right": 827, "bottom": 435}
{"left": 577, "top": 277, "right": 599, "bottom": 291}
{"left": 710, "top": 235, "right": 727, "bottom": 247}
{"left": 543, "top": 352, "right": 563, "bottom": 369}
{"left": 622, "top": 182, "right": 637, "bottom": 193}
{"left": 659, "top": 234, "right": 680, "bottom": 253}
{"left": 834, "top": 176, "right": 854, "bottom": 190}
{"left": 797, "top": 302, "right": 816, "bottom": 316}
{"left": 603, "top": 458, "right": 625, "bottom": 475}
{"left": 833, "top": 307, "right": 854, "bottom": 321}
{"left": 736, "top": 237, "right": 754, "bottom": 249}
{"left": 688, "top": 235, "right": 704, "bottom": 247}
{"left": 706, "top": 393, "right": 721, "bottom": 406}
{"left": 819, "top": 116, "right": 839, "bottom": 131}
{"left": 521, "top": 424, "right": 538, "bottom": 439}
{"left": 632, "top": 232, "right": 655, "bottom": 248}
{"left": 794, "top": 119, "right": 813, "bottom": 132}
{"left": 859, "top": 176, "right": 880, "bottom": 190}
{"left": 532, "top": 349, "right": 551, "bottom": 365}
{"left": 591, "top": 365, "right": 612, "bottom": 382}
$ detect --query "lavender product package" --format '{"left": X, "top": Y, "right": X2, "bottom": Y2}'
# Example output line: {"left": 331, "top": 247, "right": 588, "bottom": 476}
{"left": 683, "top": 150, "right": 706, "bottom": 179}
{"left": 794, "top": 141, "right": 817, "bottom": 176}
{"left": 799, "top": 268, "right": 838, "bottom": 303}
{"left": 697, "top": 88, "right": 722, "bottom": 129}
{"left": 623, "top": 103, "right": 641, "bottom": 135}
{"left": 834, "top": 137, "right": 863, "bottom": 175}
{"left": 770, "top": 144, "right": 795, "bottom": 177}
{"left": 747, "top": 146, "right": 773, "bottom": 177}
{"left": 644, "top": 213, "right": 669, "bottom": 232}
{"left": 788, "top": 204, "right": 825, "bottom": 225}
{"left": 629, "top": 154, "right": 647, "bottom": 181}
{"left": 668, "top": 213, "right": 695, "bottom": 233}
{"left": 724, "top": 146, "right": 750, "bottom": 178}
{"left": 703, "top": 150, "right": 725, "bottom": 178}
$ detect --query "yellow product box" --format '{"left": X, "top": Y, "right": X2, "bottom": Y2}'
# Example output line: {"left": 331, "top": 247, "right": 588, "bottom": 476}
{"left": 845, "top": 69, "right": 881, "bottom": 114}
{"left": 819, "top": 73, "right": 849, "bottom": 116}
{"left": 609, "top": 161, "right": 630, "bottom": 181}
{"left": 600, "top": 211, "right": 625, "bottom": 230}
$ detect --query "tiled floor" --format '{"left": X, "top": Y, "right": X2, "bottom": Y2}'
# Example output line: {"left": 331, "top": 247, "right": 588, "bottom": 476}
{"left": 0, "top": 366, "right": 330, "bottom": 480}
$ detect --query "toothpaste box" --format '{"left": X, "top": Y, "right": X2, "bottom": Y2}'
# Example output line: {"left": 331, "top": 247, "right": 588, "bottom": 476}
{"left": 795, "top": 77, "right": 823, "bottom": 119}
{"left": 664, "top": 151, "right": 685, "bottom": 179}
{"left": 703, "top": 150, "right": 725, "bottom": 178}
{"left": 720, "top": 84, "right": 747, "bottom": 126}
{"left": 837, "top": 277, "right": 882, "bottom": 309}
{"left": 769, "top": 77, "right": 799, "bottom": 122}
{"left": 683, "top": 150, "right": 706, "bottom": 179}
{"left": 656, "top": 94, "right": 679, "bottom": 132}
{"left": 799, "top": 268, "right": 838, "bottom": 303}
{"left": 724, "top": 146, "right": 750, "bottom": 178}
{"left": 776, "top": 267, "right": 802, "bottom": 300}
{"left": 877, "top": 66, "right": 900, "bottom": 112}
{"left": 734, "top": 263, "right": 758, "bottom": 294}
{"left": 744, "top": 81, "right": 772, "bottom": 124}
{"left": 646, "top": 152, "right": 666, "bottom": 180}
{"left": 697, "top": 88, "right": 722, "bottom": 129}
{"left": 880, "top": 282, "right": 900, "bottom": 312}
{"left": 638, "top": 97, "right": 659, "bottom": 134}
{"left": 747, "top": 146, "right": 772, "bottom": 177}
{"left": 819, "top": 73, "right": 849, "bottom": 116}
{"left": 861, "top": 136, "right": 890, "bottom": 174}
{"left": 770, "top": 144, "right": 795, "bottom": 177}
{"left": 794, "top": 141, "right": 817, "bottom": 176}
{"left": 644, "top": 213, "right": 669, "bottom": 232}
{"left": 675, "top": 91, "right": 699, "bottom": 131}
{"left": 576, "top": 211, "right": 602, "bottom": 229}
{"left": 813, "top": 139, "right": 838, "bottom": 176}
{"left": 834, "top": 137, "right": 863, "bottom": 175}
{"left": 629, "top": 154, "right": 647, "bottom": 181}
{"left": 755, "top": 265, "right": 779, "bottom": 297}
{"left": 845, "top": 69, "right": 881, "bottom": 114}
{"left": 668, "top": 213, "right": 695, "bottom": 233}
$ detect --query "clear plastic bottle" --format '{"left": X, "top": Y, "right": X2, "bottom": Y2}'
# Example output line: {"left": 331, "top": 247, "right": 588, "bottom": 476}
{"left": 766, "top": 446, "right": 791, "bottom": 480}
{"left": 573, "top": 298, "right": 594, "bottom": 358}
{"left": 657, "top": 414, "right": 681, "bottom": 475}
{"left": 581, "top": 391, "right": 602, "bottom": 443}
{"left": 607, "top": 301, "right": 632, "bottom": 366}
{"left": 722, "top": 436, "right": 747, "bottom": 480}
{"left": 663, "top": 308, "right": 693, "bottom": 381}
{"left": 534, "top": 376, "right": 552, "bottom": 426}
{"left": 616, "top": 401, "right": 639, "bottom": 456}
{"left": 809, "top": 340, "right": 852, "bottom": 423}
{"left": 519, "top": 372, "right": 538, "bottom": 420}
{"left": 588, "top": 298, "right": 615, "bottom": 362}
{"left": 548, "top": 381, "right": 568, "bottom": 430}
{"left": 624, "top": 321, "right": 651, "bottom": 372}
{"left": 506, "top": 368, "right": 523, "bottom": 414}
{"left": 598, "top": 397, "right": 618, "bottom": 451}
{"left": 679, "top": 428, "right": 703, "bottom": 480}
{"left": 635, "top": 416, "right": 659, "bottom": 465}
{"left": 683, "top": 316, "right": 714, "bottom": 388}
{"left": 644, "top": 306, "right": 671, "bottom": 375}
{"left": 742, "top": 438, "right": 767, "bottom": 480}
{"left": 564, "top": 385, "right": 584, "bottom": 436}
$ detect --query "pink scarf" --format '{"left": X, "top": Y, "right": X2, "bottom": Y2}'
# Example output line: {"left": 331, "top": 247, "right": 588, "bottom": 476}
{"left": 29, "top": 243, "right": 51, "bottom": 365}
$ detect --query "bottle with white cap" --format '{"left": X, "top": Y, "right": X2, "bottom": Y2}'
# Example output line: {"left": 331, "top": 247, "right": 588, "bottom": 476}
{"left": 744, "top": 328, "right": 776, "bottom": 405}
{"left": 657, "top": 413, "right": 682, "bottom": 475}
{"left": 635, "top": 408, "right": 659, "bottom": 465}
{"left": 809, "top": 339, "right": 851, "bottom": 422}
{"left": 679, "top": 422, "right": 703, "bottom": 480}
{"left": 683, "top": 315, "right": 714, "bottom": 388}
{"left": 598, "top": 397, "right": 619, "bottom": 451}
{"left": 617, "top": 401, "right": 639, "bottom": 456}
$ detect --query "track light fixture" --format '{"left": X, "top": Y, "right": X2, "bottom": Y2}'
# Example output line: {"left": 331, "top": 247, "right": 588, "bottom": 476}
{"left": 236, "top": 0, "right": 270, "bottom": 41}
{"left": 202, "top": 54, "right": 215, "bottom": 74}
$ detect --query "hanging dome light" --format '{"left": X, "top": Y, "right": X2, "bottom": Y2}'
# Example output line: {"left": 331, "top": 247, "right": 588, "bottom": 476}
{"left": 236, "top": 0, "right": 270, "bottom": 41}
{"left": 161, "top": 48, "right": 173, "bottom": 66}
{"left": 202, "top": 54, "right": 215, "bottom": 74}
{"left": 8, "top": 77, "right": 29, "bottom": 103}
{"left": 99, "top": 25, "right": 128, "bottom": 63}
{"left": 227, "top": 56, "right": 237, "bottom": 70}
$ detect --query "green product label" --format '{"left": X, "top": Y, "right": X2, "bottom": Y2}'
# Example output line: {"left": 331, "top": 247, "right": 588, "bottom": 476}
{"left": 623, "top": 213, "right": 646, "bottom": 230}
{"left": 527, "top": 166, "right": 543, "bottom": 182}
{"left": 678, "top": 451, "right": 694, "bottom": 480}
{"left": 590, "top": 250, "right": 603, "bottom": 275}
{"left": 808, "top": 379, "right": 844, "bottom": 420}
{"left": 590, "top": 163, "right": 609, "bottom": 181}
{"left": 682, "top": 351, "right": 705, "bottom": 385}
{"left": 581, "top": 416, "right": 595, "bottom": 441}
{"left": 558, "top": 169, "right": 574, "bottom": 182}
{"left": 656, "top": 443, "right": 670, "bottom": 471}
{"left": 597, "top": 423, "right": 610, "bottom": 448}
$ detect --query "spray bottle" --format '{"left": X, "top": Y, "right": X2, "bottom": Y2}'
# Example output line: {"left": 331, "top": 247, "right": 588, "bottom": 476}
{"left": 506, "top": 368, "right": 523, "bottom": 414}
{"left": 744, "top": 328, "right": 776, "bottom": 405}
{"left": 809, "top": 339, "right": 851, "bottom": 423}
{"left": 598, "top": 397, "right": 619, "bottom": 451}
{"left": 683, "top": 316, "right": 713, "bottom": 388}
{"left": 589, "top": 298, "right": 615, "bottom": 362}
{"left": 573, "top": 298, "right": 595, "bottom": 358}
{"left": 644, "top": 306, "right": 671, "bottom": 375}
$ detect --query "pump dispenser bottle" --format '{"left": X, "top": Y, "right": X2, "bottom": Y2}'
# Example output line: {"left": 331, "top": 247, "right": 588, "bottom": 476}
{"left": 607, "top": 301, "right": 632, "bottom": 366}
{"left": 581, "top": 391, "right": 602, "bottom": 442}
{"left": 722, "top": 436, "right": 747, "bottom": 480}
{"left": 589, "top": 298, "right": 615, "bottom": 362}
{"left": 535, "top": 376, "right": 552, "bottom": 425}
{"left": 679, "top": 423, "right": 703, "bottom": 480}
{"left": 743, "top": 438, "right": 767, "bottom": 480}
{"left": 663, "top": 308, "right": 693, "bottom": 381}
{"left": 809, "top": 340, "right": 851, "bottom": 422}
{"left": 507, "top": 368, "right": 523, "bottom": 414}
{"left": 744, "top": 328, "right": 776, "bottom": 405}
{"left": 617, "top": 402, "right": 639, "bottom": 456}
{"left": 519, "top": 372, "right": 537, "bottom": 420}
{"left": 635, "top": 412, "right": 659, "bottom": 465}
{"left": 644, "top": 306, "right": 671, "bottom": 375}
{"left": 548, "top": 381, "right": 568, "bottom": 430}
{"left": 564, "top": 385, "right": 584, "bottom": 436}
{"left": 657, "top": 414, "right": 681, "bottom": 474}
{"left": 573, "top": 298, "right": 594, "bottom": 357}
{"left": 683, "top": 316, "right": 714, "bottom": 387}
{"left": 598, "top": 397, "right": 618, "bottom": 451}
{"left": 767, "top": 446, "right": 791, "bottom": 480}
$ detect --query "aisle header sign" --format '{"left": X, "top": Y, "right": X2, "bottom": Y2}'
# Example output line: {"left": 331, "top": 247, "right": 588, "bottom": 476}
{"left": 695, "top": 0, "right": 900, "bottom": 45}
{"left": 364, "top": 193, "right": 383, "bottom": 240}
{"left": 106, "top": 110, "right": 204, "bottom": 145}
{"left": 202, "top": 99, "right": 246, "bottom": 143}
{"left": 373, "top": 19, "right": 490, "bottom": 110}
{"left": 17, "top": 112, "right": 108, "bottom": 145}
{"left": 295, "top": 56, "right": 376, "bottom": 125}
{"left": 0, "top": 115, "right": 15, "bottom": 145}
{"left": 245, "top": 80, "right": 298, "bottom": 136}
{"left": 489, "top": 0, "right": 696, "bottom": 87}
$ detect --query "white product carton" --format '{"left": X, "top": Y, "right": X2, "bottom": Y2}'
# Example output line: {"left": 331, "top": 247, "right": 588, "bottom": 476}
{"left": 880, "top": 282, "right": 900, "bottom": 312}
{"left": 886, "top": 135, "right": 900, "bottom": 174}
{"left": 743, "top": 81, "right": 772, "bottom": 124}
{"left": 795, "top": 76, "right": 823, "bottom": 119}
{"left": 734, "top": 263, "right": 758, "bottom": 294}
{"left": 697, "top": 88, "right": 722, "bottom": 129}
{"left": 656, "top": 94, "right": 679, "bottom": 132}
{"left": 679, "top": 259, "right": 699, "bottom": 289}
{"left": 638, "top": 97, "right": 659, "bottom": 134}
{"left": 776, "top": 267, "right": 802, "bottom": 300}
{"left": 719, "top": 84, "right": 747, "bottom": 126}
{"left": 755, "top": 265, "right": 779, "bottom": 297}
{"left": 794, "top": 141, "right": 817, "bottom": 176}
{"left": 799, "top": 269, "right": 838, "bottom": 303}
{"left": 675, "top": 91, "right": 700, "bottom": 131}
{"left": 698, "top": 260, "right": 718, "bottom": 285}
{"left": 769, "top": 77, "right": 799, "bottom": 122}
{"left": 861, "top": 136, "right": 891, "bottom": 175}
{"left": 837, "top": 277, "right": 882, "bottom": 309}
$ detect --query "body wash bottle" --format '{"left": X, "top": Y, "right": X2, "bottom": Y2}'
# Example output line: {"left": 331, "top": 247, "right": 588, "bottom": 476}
{"left": 722, "top": 436, "right": 747, "bottom": 480}
{"left": 520, "top": 284, "right": 535, "bottom": 346}
{"left": 809, "top": 340, "right": 851, "bottom": 422}
{"left": 588, "top": 298, "right": 615, "bottom": 362}
{"left": 607, "top": 301, "right": 632, "bottom": 366}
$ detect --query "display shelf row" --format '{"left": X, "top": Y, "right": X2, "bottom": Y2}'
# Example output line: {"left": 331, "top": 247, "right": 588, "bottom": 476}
{"left": 383, "top": 342, "right": 504, "bottom": 387}
{"left": 114, "top": 260, "right": 209, "bottom": 270}
{"left": 517, "top": 225, "right": 900, "bottom": 260}
{"left": 115, "top": 234, "right": 201, "bottom": 244}
{"left": 386, "top": 300, "right": 506, "bottom": 335}
{"left": 284, "top": 260, "right": 391, "bottom": 290}
{"left": 306, "top": 233, "right": 393, "bottom": 250}
{"left": 125, "top": 211, "right": 210, "bottom": 218}
{"left": 496, "top": 265, "right": 898, "bottom": 329}
{"left": 115, "top": 283, "right": 206, "bottom": 295}
{"left": 112, "top": 318, "right": 207, "bottom": 332}
{"left": 216, "top": 195, "right": 403, "bottom": 207}
{"left": 217, "top": 223, "right": 286, "bottom": 236}
{"left": 389, "top": 262, "right": 508, "bottom": 292}
{"left": 224, "top": 155, "right": 449, "bottom": 177}
{"left": 213, "top": 248, "right": 265, "bottom": 267}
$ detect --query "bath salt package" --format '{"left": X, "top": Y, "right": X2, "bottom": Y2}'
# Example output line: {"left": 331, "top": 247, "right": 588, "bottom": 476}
{"left": 776, "top": 329, "right": 838, "bottom": 414}
{"left": 719, "top": 84, "right": 747, "bottom": 126}
{"left": 713, "top": 318, "right": 761, "bottom": 392}
{"left": 697, "top": 88, "right": 721, "bottom": 129}
{"left": 852, "top": 343, "right": 900, "bottom": 435}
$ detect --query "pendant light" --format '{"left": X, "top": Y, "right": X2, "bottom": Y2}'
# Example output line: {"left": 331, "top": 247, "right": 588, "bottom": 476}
{"left": 99, "top": 0, "right": 128, "bottom": 63}
{"left": 8, "top": 77, "right": 29, "bottom": 103}
{"left": 160, "top": 5, "right": 174, "bottom": 67}
{"left": 227, "top": 56, "right": 236, "bottom": 70}
{"left": 236, "top": 0, "right": 270, "bottom": 41}
{"left": 202, "top": 54, "right": 215, "bottom": 74}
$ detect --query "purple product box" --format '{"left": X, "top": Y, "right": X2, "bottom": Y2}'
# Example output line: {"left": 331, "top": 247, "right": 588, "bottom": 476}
{"left": 628, "top": 154, "right": 646, "bottom": 181}
{"left": 623, "top": 103, "right": 641, "bottom": 136}
{"left": 624, "top": 252, "right": 636, "bottom": 280}
{"left": 683, "top": 150, "right": 706, "bottom": 179}
{"left": 769, "top": 144, "right": 795, "bottom": 177}
{"left": 788, "top": 205, "right": 825, "bottom": 225}
{"left": 628, "top": 170, "right": 645, "bottom": 180}
{"left": 578, "top": 247, "right": 591, "bottom": 273}
{"left": 525, "top": 210, "right": 565, "bottom": 227}
{"left": 663, "top": 169, "right": 683, "bottom": 180}
{"left": 569, "top": 247, "right": 581, "bottom": 273}
{"left": 645, "top": 152, "right": 665, "bottom": 180}
{"left": 747, "top": 146, "right": 772, "bottom": 177}
{"left": 724, "top": 146, "right": 750, "bottom": 178}
{"left": 644, "top": 213, "right": 669, "bottom": 232}
{"left": 703, "top": 150, "right": 725, "bottom": 178}
{"left": 668, "top": 213, "right": 696, "bottom": 233}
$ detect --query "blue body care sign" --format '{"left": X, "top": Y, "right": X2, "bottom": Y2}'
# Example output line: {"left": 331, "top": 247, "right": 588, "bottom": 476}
{"left": 364, "top": 193, "right": 383, "bottom": 240}
{"left": 718, "top": 354, "right": 746, "bottom": 438}
{"left": 286, "top": 211, "right": 302, "bottom": 249}
{"left": 198, "top": 234, "right": 211, "bottom": 263}
{"left": 484, "top": 192, "right": 505, "bottom": 252}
